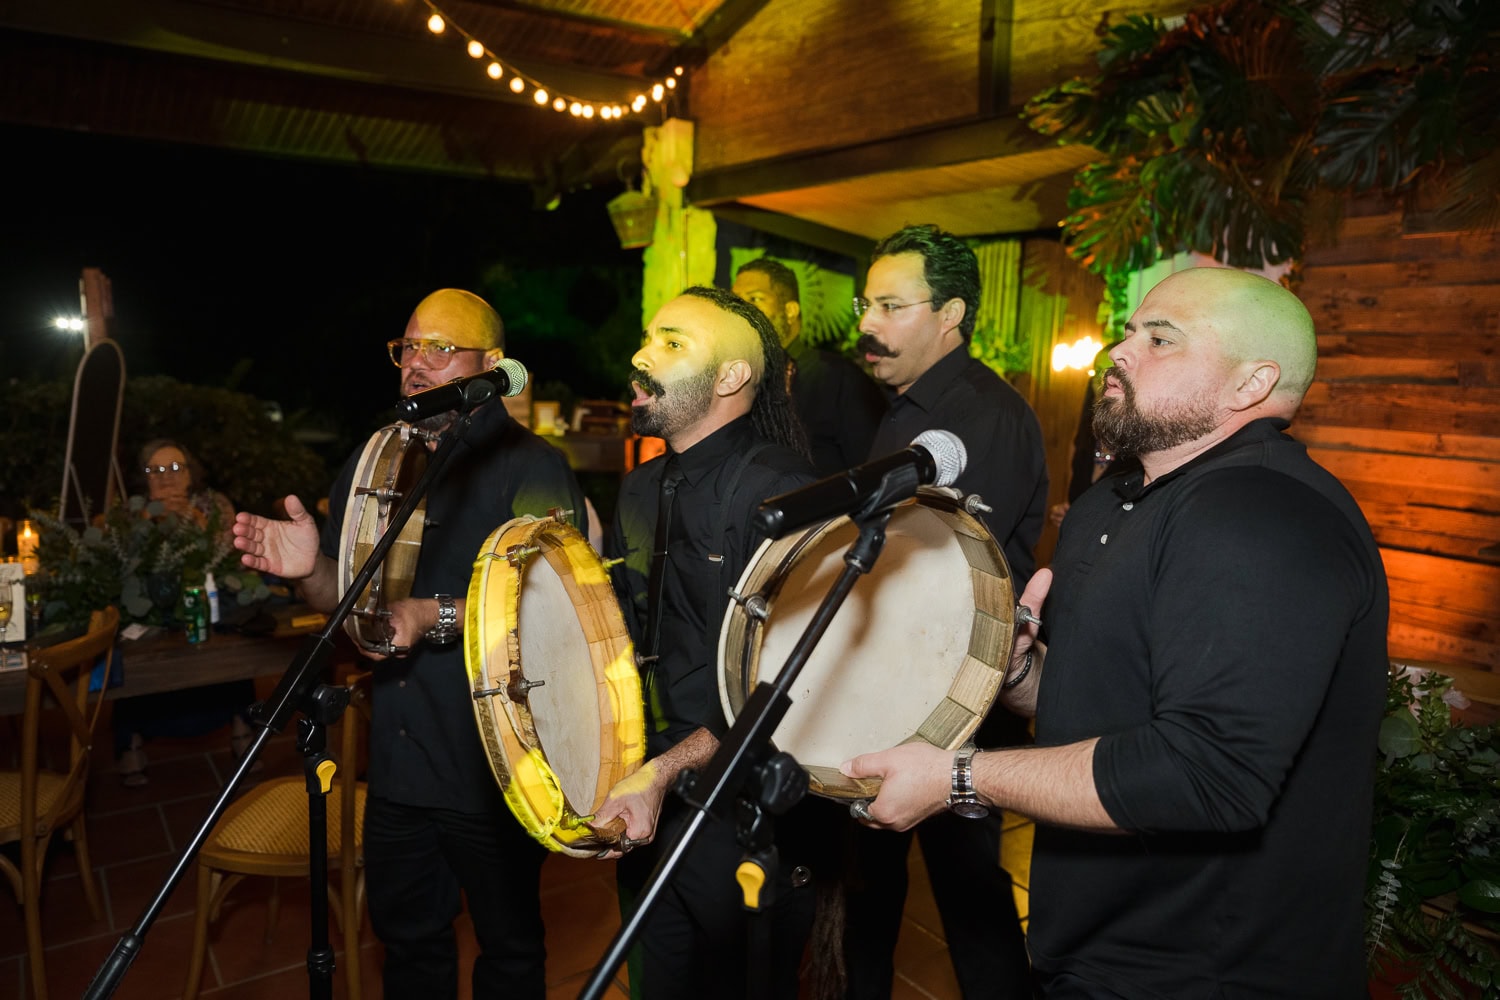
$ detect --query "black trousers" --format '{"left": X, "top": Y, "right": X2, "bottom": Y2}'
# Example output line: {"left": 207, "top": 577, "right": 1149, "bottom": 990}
{"left": 617, "top": 800, "right": 816, "bottom": 1000}
{"left": 844, "top": 810, "right": 1032, "bottom": 999}
{"left": 364, "top": 796, "right": 548, "bottom": 999}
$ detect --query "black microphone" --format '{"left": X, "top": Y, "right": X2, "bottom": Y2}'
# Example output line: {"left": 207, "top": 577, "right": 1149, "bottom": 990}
{"left": 395, "top": 358, "right": 529, "bottom": 421}
{"left": 754, "top": 430, "right": 967, "bottom": 538}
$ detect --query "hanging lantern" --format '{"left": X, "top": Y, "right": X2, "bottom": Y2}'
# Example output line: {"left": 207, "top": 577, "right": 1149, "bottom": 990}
{"left": 606, "top": 178, "right": 656, "bottom": 250}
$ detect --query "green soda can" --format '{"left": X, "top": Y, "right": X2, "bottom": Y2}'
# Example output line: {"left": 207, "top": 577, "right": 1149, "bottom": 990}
{"left": 183, "top": 586, "right": 210, "bottom": 644}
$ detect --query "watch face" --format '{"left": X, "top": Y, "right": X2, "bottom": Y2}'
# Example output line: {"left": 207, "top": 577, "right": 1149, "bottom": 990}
{"left": 951, "top": 800, "right": 989, "bottom": 819}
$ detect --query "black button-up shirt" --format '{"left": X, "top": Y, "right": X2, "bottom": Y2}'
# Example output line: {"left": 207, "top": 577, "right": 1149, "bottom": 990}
{"left": 788, "top": 339, "right": 888, "bottom": 477}
{"left": 321, "top": 401, "right": 585, "bottom": 813}
{"left": 870, "top": 344, "right": 1048, "bottom": 583}
{"left": 608, "top": 416, "right": 815, "bottom": 758}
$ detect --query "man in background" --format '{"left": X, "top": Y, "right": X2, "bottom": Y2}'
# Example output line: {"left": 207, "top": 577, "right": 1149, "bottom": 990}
{"left": 733, "top": 257, "right": 887, "bottom": 477}
{"left": 843, "top": 224, "right": 1047, "bottom": 999}
{"left": 233, "top": 289, "right": 585, "bottom": 999}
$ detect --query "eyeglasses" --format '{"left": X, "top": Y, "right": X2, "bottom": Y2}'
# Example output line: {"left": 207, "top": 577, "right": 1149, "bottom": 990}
{"left": 144, "top": 462, "right": 185, "bottom": 475}
{"left": 852, "top": 297, "right": 934, "bottom": 319}
{"left": 387, "top": 338, "right": 488, "bottom": 367}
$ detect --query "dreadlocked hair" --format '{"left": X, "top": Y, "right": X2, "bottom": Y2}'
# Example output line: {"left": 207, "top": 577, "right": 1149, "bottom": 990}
{"left": 680, "top": 285, "right": 809, "bottom": 461}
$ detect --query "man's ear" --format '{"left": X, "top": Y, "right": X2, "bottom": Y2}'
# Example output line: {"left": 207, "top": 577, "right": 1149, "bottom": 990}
{"left": 716, "top": 358, "right": 754, "bottom": 397}
{"left": 939, "top": 298, "right": 966, "bottom": 338}
{"left": 785, "top": 300, "right": 801, "bottom": 327}
{"left": 1232, "top": 360, "right": 1280, "bottom": 410}
{"left": 483, "top": 347, "right": 505, "bottom": 370}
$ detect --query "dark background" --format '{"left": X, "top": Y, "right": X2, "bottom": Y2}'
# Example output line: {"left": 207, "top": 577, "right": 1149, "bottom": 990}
{"left": 0, "top": 123, "right": 644, "bottom": 479}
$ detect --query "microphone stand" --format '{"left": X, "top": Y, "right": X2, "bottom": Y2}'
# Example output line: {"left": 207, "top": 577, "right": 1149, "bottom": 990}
{"left": 85, "top": 391, "right": 487, "bottom": 999}
{"left": 578, "top": 505, "right": 896, "bottom": 1000}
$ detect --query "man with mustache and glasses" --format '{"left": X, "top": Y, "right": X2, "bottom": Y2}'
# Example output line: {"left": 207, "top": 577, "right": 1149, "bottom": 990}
{"left": 597, "top": 286, "right": 819, "bottom": 999}
{"left": 843, "top": 224, "right": 1045, "bottom": 1000}
{"left": 232, "top": 288, "right": 585, "bottom": 1000}
{"left": 843, "top": 267, "right": 1389, "bottom": 998}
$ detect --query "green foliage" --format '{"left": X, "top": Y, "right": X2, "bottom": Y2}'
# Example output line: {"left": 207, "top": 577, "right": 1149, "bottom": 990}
{"left": 27, "top": 497, "right": 268, "bottom": 631}
{"left": 1022, "top": 0, "right": 1500, "bottom": 287}
{"left": 1367, "top": 670, "right": 1500, "bottom": 995}
{"left": 0, "top": 374, "right": 329, "bottom": 520}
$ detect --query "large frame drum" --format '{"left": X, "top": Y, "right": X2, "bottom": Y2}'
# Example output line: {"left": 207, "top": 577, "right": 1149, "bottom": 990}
{"left": 466, "top": 513, "right": 644, "bottom": 857}
{"left": 718, "top": 490, "right": 1015, "bottom": 799}
{"left": 337, "top": 424, "right": 429, "bottom": 655}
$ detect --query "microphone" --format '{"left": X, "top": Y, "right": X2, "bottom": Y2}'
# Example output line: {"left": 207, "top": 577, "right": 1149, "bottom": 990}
{"left": 395, "top": 358, "right": 529, "bottom": 421}
{"left": 754, "top": 430, "right": 966, "bottom": 538}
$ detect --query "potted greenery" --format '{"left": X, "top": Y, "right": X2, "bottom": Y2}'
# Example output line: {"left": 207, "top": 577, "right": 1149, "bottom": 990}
{"left": 1367, "top": 670, "right": 1500, "bottom": 996}
{"left": 28, "top": 497, "right": 267, "bottom": 633}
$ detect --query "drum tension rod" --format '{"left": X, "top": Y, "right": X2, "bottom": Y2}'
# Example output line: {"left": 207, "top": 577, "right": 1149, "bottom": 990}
{"left": 505, "top": 545, "right": 541, "bottom": 567}
{"left": 350, "top": 607, "right": 393, "bottom": 620}
{"left": 965, "top": 494, "right": 994, "bottom": 515}
{"left": 547, "top": 507, "right": 577, "bottom": 523}
{"left": 727, "top": 589, "right": 770, "bottom": 622}
{"left": 353, "top": 486, "right": 404, "bottom": 503}
{"left": 509, "top": 677, "right": 546, "bottom": 701}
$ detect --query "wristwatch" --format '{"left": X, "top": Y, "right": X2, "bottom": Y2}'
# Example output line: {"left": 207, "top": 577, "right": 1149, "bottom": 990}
{"left": 424, "top": 595, "right": 459, "bottom": 646}
{"left": 947, "top": 741, "right": 988, "bottom": 818}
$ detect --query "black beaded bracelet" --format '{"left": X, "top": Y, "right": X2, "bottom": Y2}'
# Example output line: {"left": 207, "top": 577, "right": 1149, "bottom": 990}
{"left": 1002, "top": 649, "right": 1034, "bottom": 690}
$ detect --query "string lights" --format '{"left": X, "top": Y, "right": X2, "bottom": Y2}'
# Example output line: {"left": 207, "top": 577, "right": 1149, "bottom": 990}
{"left": 419, "top": 0, "right": 683, "bottom": 120}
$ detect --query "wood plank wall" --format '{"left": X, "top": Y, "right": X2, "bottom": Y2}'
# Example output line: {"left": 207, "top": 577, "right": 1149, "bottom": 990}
{"left": 1295, "top": 205, "right": 1500, "bottom": 672}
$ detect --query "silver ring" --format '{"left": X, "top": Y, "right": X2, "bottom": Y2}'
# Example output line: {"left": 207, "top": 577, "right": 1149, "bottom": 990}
{"left": 849, "top": 800, "right": 874, "bottom": 823}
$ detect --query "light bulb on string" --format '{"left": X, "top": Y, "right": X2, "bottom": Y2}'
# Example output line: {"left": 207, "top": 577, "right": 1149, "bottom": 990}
{"left": 553, "top": 97, "right": 567, "bottom": 112}
{"left": 651, "top": 83, "right": 664, "bottom": 101}
{"left": 510, "top": 76, "right": 525, "bottom": 93}
{"left": 487, "top": 62, "right": 502, "bottom": 80}
{"left": 665, "top": 77, "right": 676, "bottom": 89}
{"left": 569, "top": 102, "right": 582, "bottom": 116}
{"left": 534, "top": 88, "right": 548, "bottom": 104}
{"left": 632, "top": 95, "right": 646, "bottom": 112}
{"left": 467, "top": 39, "right": 484, "bottom": 58}
{"left": 582, "top": 105, "right": 595, "bottom": 118}
{"left": 674, "top": 66, "right": 684, "bottom": 76}
{"left": 427, "top": 13, "right": 445, "bottom": 33}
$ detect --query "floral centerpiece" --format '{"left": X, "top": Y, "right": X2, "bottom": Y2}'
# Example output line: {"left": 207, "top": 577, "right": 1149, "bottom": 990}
{"left": 1367, "top": 670, "right": 1500, "bottom": 995}
{"left": 29, "top": 496, "right": 268, "bottom": 632}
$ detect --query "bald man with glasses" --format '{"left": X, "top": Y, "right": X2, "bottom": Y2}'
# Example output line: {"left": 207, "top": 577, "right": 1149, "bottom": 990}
{"left": 234, "top": 288, "right": 585, "bottom": 1000}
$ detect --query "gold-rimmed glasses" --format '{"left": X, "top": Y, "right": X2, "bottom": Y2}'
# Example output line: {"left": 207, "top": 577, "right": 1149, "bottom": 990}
{"left": 852, "top": 296, "right": 934, "bottom": 319}
{"left": 387, "top": 338, "right": 489, "bottom": 368}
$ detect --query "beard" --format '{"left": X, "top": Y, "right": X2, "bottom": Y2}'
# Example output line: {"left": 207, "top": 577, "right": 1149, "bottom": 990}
{"left": 1092, "top": 369, "right": 1220, "bottom": 457}
{"left": 630, "top": 364, "right": 717, "bottom": 439}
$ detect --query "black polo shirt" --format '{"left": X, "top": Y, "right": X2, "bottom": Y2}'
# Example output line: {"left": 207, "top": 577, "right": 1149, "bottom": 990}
{"left": 1030, "top": 418, "right": 1389, "bottom": 997}
{"left": 321, "top": 401, "right": 585, "bottom": 813}
{"left": 787, "top": 338, "right": 888, "bottom": 477}
{"left": 870, "top": 343, "right": 1048, "bottom": 583}
{"left": 608, "top": 416, "right": 815, "bottom": 758}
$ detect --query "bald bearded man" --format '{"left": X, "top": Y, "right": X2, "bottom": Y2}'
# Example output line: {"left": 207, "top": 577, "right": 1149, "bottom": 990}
{"left": 233, "top": 289, "right": 585, "bottom": 999}
{"left": 842, "top": 268, "right": 1389, "bottom": 998}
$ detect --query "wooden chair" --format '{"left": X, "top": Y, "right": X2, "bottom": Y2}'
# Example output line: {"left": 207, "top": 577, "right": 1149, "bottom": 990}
{"left": 0, "top": 606, "right": 119, "bottom": 1000}
{"left": 184, "top": 671, "right": 370, "bottom": 1000}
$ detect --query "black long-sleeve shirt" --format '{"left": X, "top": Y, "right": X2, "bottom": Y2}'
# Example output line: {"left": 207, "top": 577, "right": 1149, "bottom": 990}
{"left": 1031, "top": 418, "right": 1389, "bottom": 997}
{"left": 870, "top": 344, "right": 1048, "bottom": 583}
{"left": 607, "top": 416, "right": 815, "bottom": 758}
{"left": 320, "top": 403, "right": 585, "bottom": 813}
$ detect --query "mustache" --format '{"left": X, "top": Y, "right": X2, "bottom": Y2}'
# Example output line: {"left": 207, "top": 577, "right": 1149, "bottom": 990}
{"left": 631, "top": 368, "right": 667, "bottom": 397}
{"left": 856, "top": 334, "right": 896, "bottom": 358}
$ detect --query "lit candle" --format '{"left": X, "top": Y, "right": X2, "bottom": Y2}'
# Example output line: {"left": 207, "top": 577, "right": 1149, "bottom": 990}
{"left": 16, "top": 520, "right": 38, "bottom": 575}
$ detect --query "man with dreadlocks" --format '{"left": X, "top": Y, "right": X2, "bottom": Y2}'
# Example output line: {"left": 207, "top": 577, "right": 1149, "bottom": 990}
{"left": 599, "top": 285, "right": 817, "bottom": 998}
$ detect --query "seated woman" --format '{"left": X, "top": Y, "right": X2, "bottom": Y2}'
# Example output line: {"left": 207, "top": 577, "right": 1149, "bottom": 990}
{"left": 114, "top": 439, "right": 257, "bottom": 787}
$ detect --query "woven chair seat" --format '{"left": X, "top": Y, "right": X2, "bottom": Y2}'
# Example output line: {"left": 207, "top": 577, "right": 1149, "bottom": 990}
{"left": 208, "top": 777, "right": 366, "bottom": 859}
{"left": 0, "top": 772, "right": 69, "bottom": 835}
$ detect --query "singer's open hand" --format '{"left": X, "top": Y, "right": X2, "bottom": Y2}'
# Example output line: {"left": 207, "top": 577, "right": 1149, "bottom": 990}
{"left": 839, "top": 743, "right": 949, "bottom": 831}
{"left": 232, "top": 495, "right": 320, "bottom": 578}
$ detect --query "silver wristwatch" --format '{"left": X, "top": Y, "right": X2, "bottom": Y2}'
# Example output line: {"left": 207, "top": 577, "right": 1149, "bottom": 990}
{"left": 947, "top": 741, "right": 988, "bottom": 818}
{"left": 424, "top": 595, "right": 459, "bottom": 645}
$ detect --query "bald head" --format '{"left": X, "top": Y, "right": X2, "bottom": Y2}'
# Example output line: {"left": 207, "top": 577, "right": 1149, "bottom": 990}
{"left": 405, "top": 288, "right": 504, "bottom": 351}
{"left": 1141, "top": 267, "right": 1316, "bottom": 413}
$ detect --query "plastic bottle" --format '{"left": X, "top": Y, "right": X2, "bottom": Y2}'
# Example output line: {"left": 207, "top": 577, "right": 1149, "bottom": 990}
{"left": 205, "top": 571, "right": 221, "bottom": 626}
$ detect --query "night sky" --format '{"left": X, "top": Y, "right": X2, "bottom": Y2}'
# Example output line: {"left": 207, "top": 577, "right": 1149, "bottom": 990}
{"left": 0, "top": 123, "right": 643, "bottom": 448}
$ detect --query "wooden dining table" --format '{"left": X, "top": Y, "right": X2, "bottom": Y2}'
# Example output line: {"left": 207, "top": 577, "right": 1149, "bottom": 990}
{"left": 0, "top": 606, "right": 331, "bottom": 717}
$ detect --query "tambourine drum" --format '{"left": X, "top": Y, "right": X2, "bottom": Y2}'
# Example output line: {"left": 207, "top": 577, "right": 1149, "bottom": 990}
{"left": 466, "top": 514, "right": 645, "bottom": 857}
{"left": 718, "top": 490, "right": 1015, "bottom": 799}
{"left": 338, "top": 424, "right": 429, "bottom": 654}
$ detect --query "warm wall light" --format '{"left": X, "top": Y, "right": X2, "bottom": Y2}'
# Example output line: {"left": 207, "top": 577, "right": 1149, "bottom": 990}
{"left": 54, "top": 316, "right": 84, "bottom": 331}
{"left": 1052, "top": 335, "right": 1103, "bottom": 372}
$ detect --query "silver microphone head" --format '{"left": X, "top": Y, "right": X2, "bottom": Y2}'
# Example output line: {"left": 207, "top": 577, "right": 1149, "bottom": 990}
{"left": 496, "top": 357, "right": 529, "bottom": 398}
{"left": 912, "top": 430, "right": 966, "bottom": 487}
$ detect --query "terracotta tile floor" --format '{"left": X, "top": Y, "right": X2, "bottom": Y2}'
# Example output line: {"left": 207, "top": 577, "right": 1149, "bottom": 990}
{"left": 1, "top": 685, "right": 1032, "bottom": 999}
